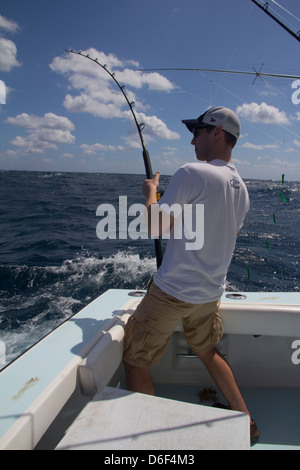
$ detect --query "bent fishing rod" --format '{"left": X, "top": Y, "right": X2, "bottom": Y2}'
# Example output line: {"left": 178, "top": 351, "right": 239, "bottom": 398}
{"left": 65, "top": 49, "right": 163, "bottom": 269}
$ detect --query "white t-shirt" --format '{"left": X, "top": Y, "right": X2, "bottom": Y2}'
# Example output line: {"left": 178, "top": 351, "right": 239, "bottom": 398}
{"left": 153, "top": 160, "right": 250, "bottom": 303}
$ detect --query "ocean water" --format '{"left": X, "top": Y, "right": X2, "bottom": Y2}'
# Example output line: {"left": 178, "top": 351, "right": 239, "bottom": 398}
{"left": 0, "top": 171, "right": 299, "bottom": 366}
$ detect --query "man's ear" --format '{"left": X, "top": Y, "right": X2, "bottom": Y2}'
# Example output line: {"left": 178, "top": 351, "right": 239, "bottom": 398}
{"left": 213, "top": 126, "right": 223, "bottom": 141}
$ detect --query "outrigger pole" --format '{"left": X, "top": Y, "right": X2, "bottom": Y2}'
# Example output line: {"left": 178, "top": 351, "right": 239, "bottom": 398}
{"left": 137, "top": 66, "right": 300, "bottom": 83}
{"left": 250, "top": 0, "right": 300, "bottom": 42}
{"left": 65, "top": 49, "right": 163, "bottom": 269}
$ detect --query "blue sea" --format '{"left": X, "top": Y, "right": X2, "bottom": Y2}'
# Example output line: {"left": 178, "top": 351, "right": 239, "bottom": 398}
{"left": 0, "top": 171, "right": 299, "bottom": 366}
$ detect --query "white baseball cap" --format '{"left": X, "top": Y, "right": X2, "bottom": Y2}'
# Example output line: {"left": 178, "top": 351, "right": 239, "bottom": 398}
{"left": 182, "top": 106, "right": 241, "bottom": 139}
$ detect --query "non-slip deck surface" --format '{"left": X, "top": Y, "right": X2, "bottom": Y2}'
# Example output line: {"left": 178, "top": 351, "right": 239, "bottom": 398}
{"left": 56, "top": 386, "right": 250, "bottom": 450}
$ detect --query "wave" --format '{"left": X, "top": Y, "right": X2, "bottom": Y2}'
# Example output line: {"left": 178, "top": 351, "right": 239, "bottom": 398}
{"left": 0, "top": 250, "right": 157, "bottom": 365}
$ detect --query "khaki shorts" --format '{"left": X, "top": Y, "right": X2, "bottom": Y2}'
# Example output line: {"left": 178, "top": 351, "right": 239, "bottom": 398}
{"left": 123, "top": 280, "right": 223, "bottom": 368}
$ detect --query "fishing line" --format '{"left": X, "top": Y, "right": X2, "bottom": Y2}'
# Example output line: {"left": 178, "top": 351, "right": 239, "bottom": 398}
{"left": 266, "top": 174, "right": 287, "bottom": 253}
{"left": 197, "top": 72, "right": 300, "bottom": 154}
{"left": 65, "top": 49, "right": 163, "bottom": 269}
{"left": 268, "top": 4, "right": 299, "bottom": 31}
{"left": 140, "top": 64, "right": 300, "bottom": 150}
{"left": 177, "top": 68, "right": 300, "bottom": 157}
{"left": 250, "top": 0, "right": 300, "bottom": 42}
{"left": 270, "top": 0, "right": 300, "bottom": 25}
{"left": 191, "top": 72, "right": 294, "bottom": 279}
{"left": 260, "top": 78, "right": 293, "bottom": 103}
{"left": 224, "top": 5, "right": 254, "bottom": 74}
{"left": 248, "top": 173, "right": 288, "bottom": 281}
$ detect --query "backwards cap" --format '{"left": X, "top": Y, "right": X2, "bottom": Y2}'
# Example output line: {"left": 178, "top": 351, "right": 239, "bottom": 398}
{"left": 182, "top": 106, "right": 241, "bottom": 139}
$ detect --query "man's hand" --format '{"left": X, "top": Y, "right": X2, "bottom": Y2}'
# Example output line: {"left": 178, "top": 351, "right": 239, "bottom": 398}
{"left": 143, "top": 171, "right": 160, "bottom": 206}
{"left": 142, "top": 171, "right": 174, "bottom": 238}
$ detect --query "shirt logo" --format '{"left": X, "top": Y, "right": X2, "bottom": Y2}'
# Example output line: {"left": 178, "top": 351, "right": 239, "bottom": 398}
{"left": 230, "top": 179, "right": 240, "bottom": 189}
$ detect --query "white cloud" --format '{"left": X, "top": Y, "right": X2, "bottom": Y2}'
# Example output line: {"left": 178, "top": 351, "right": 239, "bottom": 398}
{"left": 50, "top": 48, "right": 178, "bottom": 141}
{"left": 236, "top": 102, "right": 290, "bottom": 125}
{"left": 6, "top": 112, "right": 75, "bottom": 154}
{"left": 80, "top": 142, "right": 124, "bottom": 155}
{"left": 163, "top": 146, "right": 177, "bottom": 156}
{"left": 0, "top": 14, "right": 20, "bottom": 34}
{"left": 6, "top": 112, "right": 75, "bottom": 130}
{"left": 0, "top": 15, "right": 20, "bottom": 72}
{"left": 51, "top": 49, "right": 125, "bottom": 76}
{"left": 50, "top": 49, "right": 175, "bottom": 92}
{"left": 63, "top": 93, "right": 124, "bottom": 118}
{"left": 117, "top": 68, "right": 175, "bottom": 91}
{"left": 294, "top": 139, "right": 300, "bottom": 147}
{"left": 0, "top": 37, "right": 20, "bottom": 72}
{"left": 10, "top": 135, "right": 57, "bottom": 154}
{"left": 241, "top": 142, "right": 279, "bottom": 151}
{"left": 234, "top": 158, "right": 251, "bottom": 166}
{"left": 132, "top": 111, "right": 180, "bottom": 140}
{"left": 258, "top": 90, "right": 277, "bottom": 97}
{"left": 121, "top": 135, "right": 141, "bottom": 149}
{"left": 61, "top": 153, "right": 75, "bottom": 159}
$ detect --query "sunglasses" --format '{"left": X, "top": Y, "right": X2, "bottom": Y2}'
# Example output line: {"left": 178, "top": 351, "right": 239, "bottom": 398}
{"left": 192, "top": 126, "right": 211, "bottom": 138}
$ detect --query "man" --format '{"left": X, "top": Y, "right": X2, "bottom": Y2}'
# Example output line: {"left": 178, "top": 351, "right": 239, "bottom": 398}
{"left": 123, "top": 106, "right": 259, "bottom": 446}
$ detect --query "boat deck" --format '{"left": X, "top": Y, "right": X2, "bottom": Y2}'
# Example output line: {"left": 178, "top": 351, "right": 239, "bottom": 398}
{"left": 56, "top": 384, "right": 300, "bottom": 451}
{"left": 56, "top": 386, "right": 250, "bottom": 450}
{"left": 1, "top": 289, "right": 300, "bottom": 450}
{"left": 154, "top": 384, "right": 300, "bottom": 450}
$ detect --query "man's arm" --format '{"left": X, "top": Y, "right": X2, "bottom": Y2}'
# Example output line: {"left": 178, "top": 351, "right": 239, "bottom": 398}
{"left": 143, "top": 171, "right": 161, "bottom": 208}
{"left": 143, "top": 171, "right": 174, "bottom": 237}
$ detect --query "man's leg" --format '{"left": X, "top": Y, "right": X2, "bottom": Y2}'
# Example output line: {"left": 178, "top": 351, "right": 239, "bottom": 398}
{"left": 123, "top": 361, "right": 154, "bottom": 395}
{"left": 197, "top": 347, "right": 250, "bottom": 417}
{"left": 122, "top": 283, "right": 182, "bottom": 396}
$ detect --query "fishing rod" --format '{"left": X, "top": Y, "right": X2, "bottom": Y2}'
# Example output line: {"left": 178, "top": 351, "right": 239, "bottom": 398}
{"left": 250, "top": 0, "right": 300, "bottom": 42}
{"left": 65, "top": 49, "right": 163, "bottom": 269}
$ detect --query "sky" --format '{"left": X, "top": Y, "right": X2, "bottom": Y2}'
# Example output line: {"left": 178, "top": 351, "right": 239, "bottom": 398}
{"left": 0, "top": 0, "right": 300, "bottom": 180}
